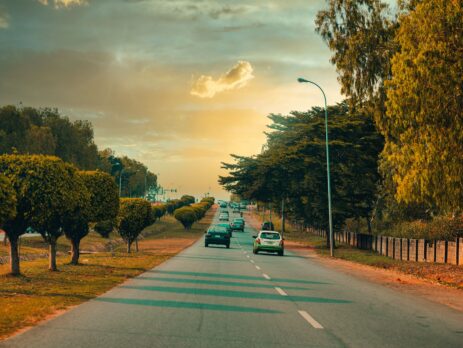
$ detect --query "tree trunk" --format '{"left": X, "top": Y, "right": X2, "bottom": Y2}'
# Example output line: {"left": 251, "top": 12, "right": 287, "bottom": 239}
{"left": 127, "top": 241, "right": 131, "bottom": 253}
{"left": 49, "top": 241, "right": 57, "bottom": 271}
{"left": 367, "top": 217, "right": 372, "bottom": 234}
{"left": 70, "top": 238, "right": 80, "bottom": 265}
{"left": 9, "top": 235, "right": 20, "bottom": 276}
{"left": 135, "top": 238, "right": 139, "bottom": 252}
{"left": 3, "top": 233, "right": 8, "bottom": 246}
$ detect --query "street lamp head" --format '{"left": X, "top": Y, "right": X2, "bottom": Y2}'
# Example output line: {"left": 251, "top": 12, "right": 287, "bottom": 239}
{"left": 297, "top": 77, "right": 310, "bottom": 83}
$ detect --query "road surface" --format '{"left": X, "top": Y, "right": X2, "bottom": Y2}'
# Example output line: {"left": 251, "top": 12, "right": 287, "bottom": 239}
{"left": 1, "top": 209, "right": 462, "bottom": 347}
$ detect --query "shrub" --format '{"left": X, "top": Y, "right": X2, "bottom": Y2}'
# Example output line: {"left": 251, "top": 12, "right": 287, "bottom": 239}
{"left": 174, "top": 207, "right": 197, "bottom": 229}
{"left": 94, "top": 219, "right": 116, "bottom": 238}
{"left": 118, "top": 198, "right": 152, "bottom": 252}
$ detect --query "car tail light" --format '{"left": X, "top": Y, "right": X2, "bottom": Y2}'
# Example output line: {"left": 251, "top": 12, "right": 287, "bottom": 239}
{"left": 256, "top": 238, "right": 261, "bottom": 244}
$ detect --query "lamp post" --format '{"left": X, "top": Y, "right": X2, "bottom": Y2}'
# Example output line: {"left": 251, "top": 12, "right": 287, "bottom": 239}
{"left": 118, "top": 168, "right": 125, "bottom": 197}
{"left": 297, "top": 77, "right": 334, "bottom": 257}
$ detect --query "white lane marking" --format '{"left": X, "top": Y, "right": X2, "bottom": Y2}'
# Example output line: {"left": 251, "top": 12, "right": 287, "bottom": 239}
{"left": 246, "top": 255, "right": 250, "bottom": 258}
{"left": 250, "top": 259, "right": 255, "bottom": 264}
{"left": 262, "top": 273, "right": 271, "bottom": 280}
{"left": 298, "top": 310, "right": 324, "bottom": 329}
{"left": 275, "top": 287, "right": 288, "bottom": 296}
{"left": 255, "top": 265, "right": 261, "bottom": 270}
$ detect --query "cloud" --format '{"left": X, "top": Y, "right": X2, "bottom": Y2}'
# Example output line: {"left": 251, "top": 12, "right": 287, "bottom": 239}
{"left": 38, "top": 0, "right": 88, "bottom": 8}
{"left": 0, "top": 9, "right": 9, "bottom": 29}
{"left": 190, "top": 60, "right": 254, "bottom": 98}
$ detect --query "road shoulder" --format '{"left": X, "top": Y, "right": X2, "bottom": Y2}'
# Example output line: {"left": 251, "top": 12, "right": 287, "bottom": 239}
{"left": 286, "top": 241, "right": 463, "bottom": 313}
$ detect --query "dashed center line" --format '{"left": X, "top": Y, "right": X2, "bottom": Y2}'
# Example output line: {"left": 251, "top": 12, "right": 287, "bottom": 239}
{"left": 250, "top": 260, "right": 255, "bottom": 264}
{"left": 262, "top": 273, "right": 271, "bottom": 280}
{"left": 246, "top": 255, "right": 250, "bottom": 258}
{"left": 298, "top": 310, "right": 324, "bottom": 329}
{"left": 275, "top": 287, "right": 288, "bottom": 296}
{"left": 255, "top": 265, "right": 261, "bottom": 270}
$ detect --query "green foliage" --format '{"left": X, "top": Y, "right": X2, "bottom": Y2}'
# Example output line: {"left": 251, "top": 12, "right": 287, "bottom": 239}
{"left": 381, "top": 0, "right": 463, "bottom": 213}
{"left": 315, "top": 0, "right": 397, "bottom": 107}
{"left": 151, "top": 204, "right": 167, "bottom": 222}
{"left": 0, "top": 154, "right": 85, "bottom": 272}
{"left": 181, "top": 195, "right": 195, "bottom": 205}
{"left": 94, "top": 220, "right": 116, "bottom": 238}
{"left": 220, "top": 102, "right": 383, "bottom": 233}
{"left": 0, "top": 106, "right": 99, "bottom": 169}
{"left": 80, "top": 171, "right": 119, "bottom": 223}
{"left": 173, "top": 206, "right": 198, "bottom": 230}
{"left": 118, "top": 198, "right": 152, "bottom": 252}
{"left": 201, "top": 197, "right": 215, "bottom": 205}
{"left": 0, "top": 174, "right": 16, "bottom": 227}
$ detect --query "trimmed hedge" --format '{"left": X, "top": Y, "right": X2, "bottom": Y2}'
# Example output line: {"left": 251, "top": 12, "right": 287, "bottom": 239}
{"left": 118, "top": 198, "right": 152, "bottom": 252}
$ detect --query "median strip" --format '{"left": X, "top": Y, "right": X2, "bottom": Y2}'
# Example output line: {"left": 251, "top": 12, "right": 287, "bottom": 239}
{"left": 298, "top": 310, "right": 323, "bottom": 329}
{"left": 275, "top": 287, "right": 288, "bottom": 296}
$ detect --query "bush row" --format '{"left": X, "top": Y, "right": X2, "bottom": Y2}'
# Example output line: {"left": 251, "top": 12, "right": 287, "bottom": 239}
{"left": 0, "top": 154, "right": 205, "bottom": 276}
{"left": 173, "top": 197, "right": 215, "bottom": 229}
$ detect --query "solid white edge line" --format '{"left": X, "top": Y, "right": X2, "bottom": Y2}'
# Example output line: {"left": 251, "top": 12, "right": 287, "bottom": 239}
{"left": 274, "top": 287, "right": 288, "bottom": 296}
{"left": 298, "top": 310, "right": 324, "bottom": 329}
{"left": 255, "top": 266, "right": 261, "bottom": 270}
{"left": 262, "top": 273, "right": 271, "bottom": 280}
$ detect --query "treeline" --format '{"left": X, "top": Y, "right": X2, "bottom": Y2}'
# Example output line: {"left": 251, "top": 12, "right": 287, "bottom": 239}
{"left": 0, "top": 154, "right": 213, "bottom": 276}
{"left": 220, "top": 0, "right": 463, "bottom": 240}
{"left": 0, "top": 105, "right": 157, "bottom": 197}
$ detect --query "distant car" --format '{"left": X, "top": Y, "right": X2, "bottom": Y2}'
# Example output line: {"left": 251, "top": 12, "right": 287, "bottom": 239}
{"left": 219, "top": 213, "right": 229, "bottom": 221}
{"left": 220, "top": 202, "right": 228, "bottom": 208}
{"left": 253, "top": 230, "right": 284, "bottom": 256}
{"left": 239, "top": 203, "right": 247, "bottom": 210}
{"left": 230, "top": 218, "right": 245, "bottom": 231}
{"left": 232, "top": 208, "right": 240, "bottom": 213}
{"left": 216, "top": 223, "right": 233, "bottom": 237}
{"left": 261, "top": 221, "right": 275, "bottom": 231}
{"left": 234, "top": 217, "right": 245, "bottom": 226}
{"left": 205, "top": 226, "right": 230, "bottom": 248}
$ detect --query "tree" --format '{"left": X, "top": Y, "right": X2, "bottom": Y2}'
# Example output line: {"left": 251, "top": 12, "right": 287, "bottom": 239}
{"left": 174, "top": 207, "right": 197, "bottom": 230}
{"left": 220, "top": 102, "right": 383, "bottom": 245}
{"left": 0, "top": 174, "right": 16, "bottom": 228}
{"left": 63, "top": 171, "right": 119, "bottom": 264}
{"left": 315, "top": 0, "right": 397, "bottom": 110}
{"left": 0, "top": 155, "right": 82, "bottom": 273}
{"left": 381, "top": 0, "right": 463, "bottom": 213}
{"left": 118, "top": 198, "right": 152, "bottom": 252}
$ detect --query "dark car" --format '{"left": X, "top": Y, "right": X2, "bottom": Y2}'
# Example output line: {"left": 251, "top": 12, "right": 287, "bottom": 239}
{"left": 230, "top": 218, "right": 245, "bottom": 232}
{"left": 216, "top": 223, "right": 233, "bottom": 237}
{"left": 205, "top": 226, "right": 230, "bottom": 248}
{"left": 261, "top": 221, "right": 275, "bottom": 231}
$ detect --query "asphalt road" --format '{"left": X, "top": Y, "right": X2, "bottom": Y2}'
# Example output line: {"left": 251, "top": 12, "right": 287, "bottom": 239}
{"left": 2, "top": 209, "right": 462, "bottom": 347}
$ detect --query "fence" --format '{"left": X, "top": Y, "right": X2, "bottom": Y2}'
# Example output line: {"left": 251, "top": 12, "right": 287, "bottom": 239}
{"left": 309, "top": 228, "right": 462, "bottom": 266}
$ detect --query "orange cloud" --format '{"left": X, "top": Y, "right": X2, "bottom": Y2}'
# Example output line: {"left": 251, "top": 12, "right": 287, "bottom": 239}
{"left": 190, "top": 60, "right": 254, "bottom": 98}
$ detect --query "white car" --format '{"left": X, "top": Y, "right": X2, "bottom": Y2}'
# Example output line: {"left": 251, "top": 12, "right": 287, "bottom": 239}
{"left": 253, "top": 230, "right": 284, "bottom": 256}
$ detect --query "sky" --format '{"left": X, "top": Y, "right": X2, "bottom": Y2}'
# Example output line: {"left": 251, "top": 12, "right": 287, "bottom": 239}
{"left": 0, "top": 0, "right": 343, "bottom": 200}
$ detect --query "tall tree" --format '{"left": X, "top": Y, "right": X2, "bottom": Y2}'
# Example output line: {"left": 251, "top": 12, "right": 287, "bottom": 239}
{"left": 381, "top": 0, "right": 463, "bottom": 213}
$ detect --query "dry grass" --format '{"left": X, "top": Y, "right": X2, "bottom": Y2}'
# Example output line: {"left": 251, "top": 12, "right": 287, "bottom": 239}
{"left": 247, "top": 211, "right": 463, "bottom": 290}
{"left": 0, "top": 206, "right": 216, "bottom": 340}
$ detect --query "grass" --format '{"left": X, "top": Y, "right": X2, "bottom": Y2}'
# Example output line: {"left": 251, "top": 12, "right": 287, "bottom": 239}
{"left": 249, "top": 211, "right": 463, "bottom": 289}
{"left": 0, "top": 207, "right": 215, "bottom": 340}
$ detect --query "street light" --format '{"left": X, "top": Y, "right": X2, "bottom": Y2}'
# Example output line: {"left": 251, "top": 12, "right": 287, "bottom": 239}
{"left": 297, "top": 77, "right": 334, "bottom": 257}
{"left": 119, "top": 168, "right": 125, "bottom": 197}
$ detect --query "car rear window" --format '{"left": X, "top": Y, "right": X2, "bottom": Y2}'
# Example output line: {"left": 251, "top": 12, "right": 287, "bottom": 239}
{"left": 208, "top": 227, "right": 227, "bottom": 234}
{"left": 260, "top": 232, "right": 280, "bottom": 240}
